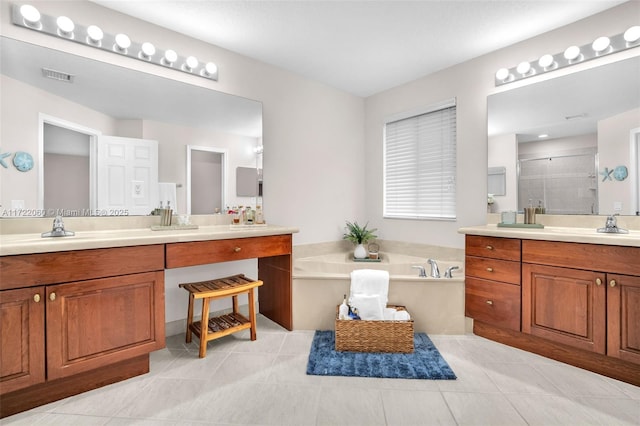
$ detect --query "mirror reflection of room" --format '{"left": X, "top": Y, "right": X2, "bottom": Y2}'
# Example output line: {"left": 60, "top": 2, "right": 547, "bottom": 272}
{"left": 488, "top": 56, "right": 640, "bottom": 216}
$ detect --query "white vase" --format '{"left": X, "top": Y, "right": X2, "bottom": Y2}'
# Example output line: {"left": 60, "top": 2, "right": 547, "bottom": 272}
{"left": 353, "top": 243, "right": 367, "bottom": 259}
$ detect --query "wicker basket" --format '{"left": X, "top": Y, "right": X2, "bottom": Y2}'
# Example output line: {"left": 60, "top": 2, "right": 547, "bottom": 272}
{"left": 335, "top": 305, "right": 414, "bottom": 353}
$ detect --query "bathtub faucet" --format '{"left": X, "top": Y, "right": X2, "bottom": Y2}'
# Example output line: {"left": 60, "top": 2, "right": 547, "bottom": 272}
{"left": 427, "top": 259, "right": 440, "bottom": 278}
{"left": 445, "top": 266, "right": 460, "bottom": 278}
{"left": 411, "top": 265, "right": 427, "bottom": 278}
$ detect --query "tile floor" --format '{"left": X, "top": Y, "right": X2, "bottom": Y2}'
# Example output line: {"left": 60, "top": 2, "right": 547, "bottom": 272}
{"left": 3, "top": 315, "right": 639, "bottom": 425}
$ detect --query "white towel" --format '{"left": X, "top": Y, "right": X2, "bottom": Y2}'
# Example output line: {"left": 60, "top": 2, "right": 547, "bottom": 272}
{"left": 350, "top": 269, "right": 389, "bottom": 318}
{"left": 350, "top": 294, "right": 384, "bottom": 320}
{"left": 158, "top": 182, "right": 177, "bottom": 212}
{"left": 394, "top": 310, "right": 411, "bottom": 321}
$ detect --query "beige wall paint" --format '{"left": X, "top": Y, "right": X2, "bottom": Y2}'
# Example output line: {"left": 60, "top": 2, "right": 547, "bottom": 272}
{"left": 0, "top": 0, "right": 365, "bottom": 245}
{"left": 364, "top": 1, "right": 640, "bottom": 248}
{"left": 1, "top": 1, "right": 638, "bottom": 248}
{"left": 598, "top": 107, "right": 640, "bottom": 215}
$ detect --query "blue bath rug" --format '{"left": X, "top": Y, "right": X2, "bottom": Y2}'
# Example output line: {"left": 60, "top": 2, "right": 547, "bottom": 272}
{"left": 306, "top": 330, "right": 456, "bottom": 380}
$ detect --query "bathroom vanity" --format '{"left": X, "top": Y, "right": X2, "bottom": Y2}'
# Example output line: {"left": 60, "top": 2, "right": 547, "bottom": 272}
{"left": 0, "top": 224, "right": 296, "bottom": 417}
{"left": 460, "top": 225, "right": 640, "bottom": 386}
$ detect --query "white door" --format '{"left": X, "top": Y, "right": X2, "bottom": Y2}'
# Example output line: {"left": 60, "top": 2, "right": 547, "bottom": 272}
{"left": 97, "top": 136, "right": 158, "bottom": 216}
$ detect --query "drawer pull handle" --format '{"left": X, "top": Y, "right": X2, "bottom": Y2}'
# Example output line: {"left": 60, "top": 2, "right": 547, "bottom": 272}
{"left": 234, "top": 247, "right": 242, "bottom": 253}
{"left": 486, "top": 267, "right": 493, "bottom": 272}
{"left": 610, "top": 279, "right": 617, "bottom": 288}
{"left": 33, "top": 294, "right": 41, "bottom": 303}
{"left": 486, "top": 245, "right": 494, "bottom": 250}
{"left": 486, "top": 300, "right": 493, "bottom": 305}
{"left": 596, "top": 278, "right": 602, "bottom": 286}
{"left": 49, "top": 292, "right": 56, "bottom": 301}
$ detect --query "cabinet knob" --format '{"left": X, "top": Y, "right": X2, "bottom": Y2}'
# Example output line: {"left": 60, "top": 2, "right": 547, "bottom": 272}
{"left": 234, "top": 247, "right": 242, "bottom": 253}
{"left": 610, "top": 279, "right": 617, "bottom": 288}
{"left": 595, "top": 278, "right": 602, "bottom": 286}
{"left": 33, "top": 294, "right": 41, "bottom": 303}
{"left": 486, "top": 245, "right": 494, "bottom": 250}
{"left": 486, "top": 300, "right": 493, "bottom": 305}
{"left": 49, "top": 292, "right": 56, "bottom": 301}
{"left": 486, "top": 267, "right": 493, "bottom": 272}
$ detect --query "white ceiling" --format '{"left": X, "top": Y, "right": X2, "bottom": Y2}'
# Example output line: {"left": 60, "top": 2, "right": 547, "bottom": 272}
{"left": 91, "top": 0, "right": 627, "bottom": 97}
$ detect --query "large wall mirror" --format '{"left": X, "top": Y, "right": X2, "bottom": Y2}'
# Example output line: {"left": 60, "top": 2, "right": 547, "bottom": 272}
{"left": 488, "top": 56, "right": 640, "bottom": 216}
{"left": 0, "top": 36, "right": 263, "bottom": 217}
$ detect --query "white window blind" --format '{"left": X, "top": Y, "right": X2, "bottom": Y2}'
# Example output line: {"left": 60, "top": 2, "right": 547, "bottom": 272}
{"left": 384, "top": 100, "right": 456, "bottom": 220}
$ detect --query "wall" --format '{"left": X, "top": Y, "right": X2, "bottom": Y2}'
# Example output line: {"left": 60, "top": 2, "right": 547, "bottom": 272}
{"left": 0, "top": 74, "right": 117, "bottom": 209}
{"left": 364, "top": 1, "right": 640, "bottom": 248}
{"left": 0, "top": 0, "right": 365, "bottom": 245}
{"left": 488, "top": 133, "right": 517, "bottom": 213}
{"left": 3, "top": 2, "right": 638, "bottom": 249}
{"left": 598, "top": 107, "right": 640, "bottom": 215}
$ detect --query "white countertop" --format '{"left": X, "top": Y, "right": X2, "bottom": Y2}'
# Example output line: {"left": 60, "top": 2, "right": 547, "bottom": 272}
{"left": 458, "top": 224, "right": 640, "bottom": 247}
{"left": 0, "top": 225, "right": 299, "bottom": 256}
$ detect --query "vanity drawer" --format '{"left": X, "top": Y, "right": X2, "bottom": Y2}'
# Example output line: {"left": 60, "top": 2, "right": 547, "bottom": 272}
{"left": 522, "top": 240, "right": 640, "bottom": 276}
{"left": 0, "top": 245, "right": 165, "bottom": 290}
{"left": 465, "top": 277, "right": 521, "bottom": 331}
{"left": 466, "top": 256, "right": 521, "bottom": 285}
{"left": 466, "top": 236, "right": 521, "bottom": 261}
{"left": 166, "top": 234, "right": 292, "bottom": 268}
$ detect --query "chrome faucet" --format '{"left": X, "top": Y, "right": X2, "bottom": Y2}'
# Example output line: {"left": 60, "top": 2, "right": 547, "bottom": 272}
{"left": 41, "top": 215, "right": 75, "bottom": 237}
{"left": 445, "top": 266, "right": 460, "bottom": 278}
{"left": 597, "top": 214, "right": 628, "bottom": 234}
{"left": 427, "top": 258, "right": 440, "bottom": 278}
{"left": 411, "top": 265, "right": 427, "bottom": 277}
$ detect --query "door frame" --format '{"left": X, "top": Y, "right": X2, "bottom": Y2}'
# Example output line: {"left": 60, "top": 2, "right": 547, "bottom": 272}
{"left": 186, "top": 145, "right": 227, "bottom": 215}
{"left": 631, "top": 126, "right": 640, "bottom": 216}
{"left": 38, "top": 114, "right": 101, "bottom": 214}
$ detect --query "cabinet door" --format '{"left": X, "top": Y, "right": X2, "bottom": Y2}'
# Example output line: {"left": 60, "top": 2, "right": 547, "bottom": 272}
{"left": 46, "top": 272, "right": 165, "bottom": 380}
{"left": 522, "top": 264, "right": 606, "bottom": 354}
{"left": 607, "top": 274, "right": 640, "bottom": 365}
{"left": 0, "top": 287, "right": 45, "bottom": 394}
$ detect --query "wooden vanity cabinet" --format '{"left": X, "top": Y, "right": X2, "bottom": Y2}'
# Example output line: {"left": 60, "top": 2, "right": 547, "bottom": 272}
{"left": 0, "top": 245, "right": 165, "bottom": 416}
{"left": 522, "top": 240, "right": 640, "bottom": 363}
{"left": 0, "top": 287, "right": 45, "bottom": 394}
{"left": 464, "top": 236, "right": 521, "bottom": 331}
{"left": 607, "top": 274, "right": 640, "bottom": 365}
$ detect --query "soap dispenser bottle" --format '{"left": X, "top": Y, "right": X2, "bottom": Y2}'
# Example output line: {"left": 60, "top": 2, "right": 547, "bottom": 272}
{"left": 339, "top": 294, "right": 350, "bottom": 320}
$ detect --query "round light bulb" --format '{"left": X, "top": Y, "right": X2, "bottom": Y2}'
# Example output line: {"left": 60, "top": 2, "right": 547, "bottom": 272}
{"left": 86, "top": 25, "right": 104, "bottom": 42}
{"left": 538, "top": 54, "right": 554, "bottom": 69}
{"left": 563, "top": 45, "right": 581, "bottom": 61}
{"left": 164, "top": 49, "right": 178, "bottom": 64}
{"left": 205, "top": 62, "right": 217, "bottom": 75}
{"left": 185, "top": 56, "right": 199, "bottom": 70}
{"left": 20, "top": 4, "right": 40, "bottom": 24}
{"left": 114, "top": 33, "right": 131, "bottom": 50}
{"left": 495, "top": 68, "right": 510, "bottom": 81}
{"left": 141, "top": 42, "right": 156, "bottom": 57}
{"left": 516, "top": 61, "right": 531, "bottom": 75}
{"left": 56, "top": 16, "right": 74, "bottom": 34}
{"left": 624, "top": 26, "right": 640, "bottom": 43}
{"left": 592, "top": 36, "right": 610, "bottom": 53}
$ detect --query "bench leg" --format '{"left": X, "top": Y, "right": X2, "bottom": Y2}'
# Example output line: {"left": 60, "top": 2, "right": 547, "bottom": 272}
{"left": 199, "top": 297, "right": 211, "bottom": 358}
{"left": 232, "top": 294, "right": 239, "bottom": 314}
{"left": 185, "top": 293, "right": 195, "bottom": 344}
{"left": 248, "top": 288, "right": 257, "bottom": 341}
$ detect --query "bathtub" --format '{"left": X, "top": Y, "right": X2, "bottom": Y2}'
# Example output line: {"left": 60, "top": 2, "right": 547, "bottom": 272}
{"left": 292, "top": 251, "right": 466, "bottom": 334}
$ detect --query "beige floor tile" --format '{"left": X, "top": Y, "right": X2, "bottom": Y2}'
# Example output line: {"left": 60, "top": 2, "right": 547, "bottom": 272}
{"left": 443, "top": 392, "right": 527, "bottom": 425}
{"left": 315, "top": 386, "right": 386, "bottom": 426}
{"left": 382, "top": 389, "right": 457, "bottom": 425}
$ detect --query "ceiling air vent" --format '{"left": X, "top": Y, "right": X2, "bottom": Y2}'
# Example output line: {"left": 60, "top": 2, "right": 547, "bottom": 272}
{"left": 42, "top": 67, "right": 75, "bottom": 83}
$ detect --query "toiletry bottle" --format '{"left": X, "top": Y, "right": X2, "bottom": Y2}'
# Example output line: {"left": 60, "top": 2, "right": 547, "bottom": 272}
{"left": 339, "top": 294, "right": 349, "bottom": 320}
{"left": 255, "top": 205, "right": 264, "bottom": 224}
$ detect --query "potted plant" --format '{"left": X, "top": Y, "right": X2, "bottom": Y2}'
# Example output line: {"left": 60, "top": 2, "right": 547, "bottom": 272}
{"left": 343, "top": 221, "right": 378, "bottom": 259}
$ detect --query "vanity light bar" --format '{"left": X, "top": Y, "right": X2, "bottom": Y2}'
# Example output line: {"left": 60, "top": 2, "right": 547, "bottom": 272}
{"left": 11, "top": 3, "right": 218, "bottom": 81}
{"left": 495, "top": 26, "right": 640, "bottom": 86}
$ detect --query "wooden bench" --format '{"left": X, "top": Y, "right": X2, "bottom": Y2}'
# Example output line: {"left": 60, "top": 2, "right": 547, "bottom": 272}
{"left": 179, "top": 274, "right": 263, "bottom": 358}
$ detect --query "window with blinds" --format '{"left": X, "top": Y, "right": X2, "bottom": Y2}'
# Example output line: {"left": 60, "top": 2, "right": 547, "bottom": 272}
{"left": 383, "top": 100, "right": 457, "bottom": 220}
